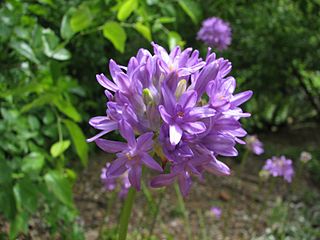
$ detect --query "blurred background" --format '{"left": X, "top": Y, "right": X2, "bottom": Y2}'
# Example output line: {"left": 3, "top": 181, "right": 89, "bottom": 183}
{"left": 0, "top": 0, "right": 319, "bottom": 239}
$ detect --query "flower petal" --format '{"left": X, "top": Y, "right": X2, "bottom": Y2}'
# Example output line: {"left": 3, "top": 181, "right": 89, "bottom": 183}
{"left": 95, "top": 139, "right": 127, "bottom": 153}
{"left": 159, "top": 105, "right": 172, "bottom": 124}
{"left": 136, "top": 132, "right": 154, "bottom": 152}
{"left": 107, "top": 157, "right": 128, "bottom": 177}
{"left": 179, "top": 90, "right": 197, "bottom": 109}
{"left": 181, "top": 121, "right": 206, "bottom": 134}
{"left": 141, "top": 154, "right": 163, "bottom": 172}
{"left": 128, "top": 166, "right": 142, "bottom": 190}
{"left": 231, "top": 90, "right": 253, "bottom": 107}
{"left": 169, "top": 124, "right": 183, "bottom": 145}
{"left": 150, "top": 173, "right": 177, "bottom": 188}
{"left": 96, "top": 73, "right": 118, "bottom": 92}
{"left": 119, "top": 120, "right": 136, "bottom": 148}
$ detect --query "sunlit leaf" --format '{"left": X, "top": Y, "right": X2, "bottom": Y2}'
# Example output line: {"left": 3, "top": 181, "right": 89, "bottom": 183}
{"left": 50, "top": 140, "right": 71, "bottom": 158}
{"left": 70, "top": 6, "right": 92, "bottom": 33}
{"left": 102, "top": 21, "right": 126, "bottom": 53}
{"left": 21, "top": 152, "right": 45, "bottom": 174}
{"left": 117, "top": 0, "right": 138, "bottom": 21}
{"left": 10, "top": 41, "right": 39, "bottom": 64}
{"left": 64, "top": 119, "right": 88, "bottom": 166}
{"left": 53, "top": 98, "right": 82, "bottom": 122}
{"left": 60, "top": 8, "right": 75, "bottom": 40}
{"left": 134, "top": 22, "right": 152, "bottom": 41}
{"left": 168, "top": 31, "right": 185, "bottom": 50}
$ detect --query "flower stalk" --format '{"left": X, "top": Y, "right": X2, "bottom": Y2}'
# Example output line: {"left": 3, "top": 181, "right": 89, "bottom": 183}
{"left": 118, "top": 187, "right": 136, "bottom": 240}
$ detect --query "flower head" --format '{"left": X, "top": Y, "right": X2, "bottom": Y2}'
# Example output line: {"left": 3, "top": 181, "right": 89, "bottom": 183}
{"left": 263, "top": 156, "right": 294, "bottom": 182}
{"left": 197, "top": 17, "right": 232, "bottom": 50}
{"left": 245, "top": 135, "right": 264, "bottom": 155}
{"left": 88, "top": 43, "right": 252, "bottom": 196}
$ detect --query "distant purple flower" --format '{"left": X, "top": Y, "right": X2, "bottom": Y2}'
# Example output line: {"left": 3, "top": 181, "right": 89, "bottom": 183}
{"left": 245, "top": 135, "right": 264, "bottom": 155}
{"left": 263, "top": 156, "right": 294, "bottom": 182}
{"left": 88, "top": 43, "right": 252, "bottom": 196}
{"left": 101, "top": 163, "right": 131, "bottom": 199}
{"left": 210, "top": 207, "right": 222, "bottom": 219}
{"left": 197, "top": 17, "right": 232, "bottom": 50}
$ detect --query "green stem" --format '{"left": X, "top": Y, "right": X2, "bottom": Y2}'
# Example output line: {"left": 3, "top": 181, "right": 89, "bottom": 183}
{"left": 197, "top": 209, "right": 207, "bottom": 240}
{"left": 118, "top": 187, "right": 136, "bottom": 240}
{"left": 174, "top": 183, "right": 192, "bottom": 240}
{"left": 239, "top": 149, "right": 249, "bottom": 174}
{"left": 148, "top": 189, "right": 165, "bottom": 238}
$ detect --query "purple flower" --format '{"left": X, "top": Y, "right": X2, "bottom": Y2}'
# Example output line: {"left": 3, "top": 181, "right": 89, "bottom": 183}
{"left": 245, "top": 135, "right": 264, "bottom": 155}
{"left": 101, "top": 163, "right": 131, "bottom": 199}
{"left": 96, "top": 120, "right": 162, "bottom": 190}
{"left": 210, "top": 207, "right": 222, "bottom": 219}
{"left": 88, "top": 43, "right": 252, "bottom": 196}
{"left": 197, "top": 17, "right": 232, "bottom": 50}
{"left": 263, "top": 156, "right": 294, "bottom": 182}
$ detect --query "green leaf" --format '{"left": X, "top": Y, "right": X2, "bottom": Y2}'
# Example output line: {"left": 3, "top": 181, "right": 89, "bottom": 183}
{"left": 50, "top": 140, "right": 71, "bottom": 158}
{"left": 60, "top": 9, "right": 76, "bottom": 40}
{"left": 157, "top": 17, "right": 176, "bottom": 23}
{"left": 10, "top": 41, "right": 39, "bottom": 64}
{"left": 178, "top": 0, "right": 202, "bottom": 24}
{"left": 21, "top": 152, "right": 45, "bottom": 174}
{"left": 44, "top": 170, "right": 73, "bottom": 208}
{"left": 102, "top": 21, "right": 127, "bottom": 53}
{"left": 21, "top": 93, "right": 56, "bottom": 113}
{"left": 9, "top": 212, "right": 29, "bottom": 240}
{"left": 13, "top": 179, "right": 38, "bottom": 213}
{"left": 64, "top": 120, "right": 88, "bottom": 166}
{"left": 53, "top": 98, "right": 81, "bottom": 122}
{"left": 168, "top": 31, "right": 185, "bottom": 50}
{"left": 42, "top": 28, "right": 71, "bottom": 61}
{"left": 70, "top": 6, "right": 92, "bottom": 33}
{"left": 134, "top": 22, "right": 152, "bottom": 41}
{"left": 0, "top": 161, "right": 12, "bottom": 184}
{"left": 117, "top": 0, "right": 138, "bottom": 21}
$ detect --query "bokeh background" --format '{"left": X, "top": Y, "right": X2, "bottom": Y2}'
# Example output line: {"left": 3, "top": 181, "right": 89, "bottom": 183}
{"left": 0, "top": 0, "right": 319, "bottom": 239}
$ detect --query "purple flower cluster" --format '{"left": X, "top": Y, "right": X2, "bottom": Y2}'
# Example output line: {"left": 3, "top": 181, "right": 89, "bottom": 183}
{"left": 101, "top": 163, "right": 131, "bottom": 199}
{"left": 245, "top": 135, "right": 264, "bottom": 155}
{"left": 263, "top": 156, "right": 294, "bottom": 182}
{"left": 197, "top": 17, "right": 232, "bottom": 51}
{"left": 88, "top": 43, "right": 252, "bottom": 196}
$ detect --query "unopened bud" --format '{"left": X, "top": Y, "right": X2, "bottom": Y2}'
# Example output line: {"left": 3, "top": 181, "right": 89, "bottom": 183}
{"left": 175, "top": 79, "right": 187, "bottom": 98}
{"left": 142, "top": 88, "right": 154, "bottom": 105}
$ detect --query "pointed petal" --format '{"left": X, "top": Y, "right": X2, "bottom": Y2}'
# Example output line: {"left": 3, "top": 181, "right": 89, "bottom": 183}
{"left": 205, "top": 159, "right": 230, "bottom": 176}
{"left": 188, "top": 107, "right": 215, "bottom": 119}
{"left": 141, "top": 154, "right": 163, "bottom": 172}
{"left": 128, "top": 166, "right": 142, "bottom": 190}
{"left": 119, "top": 120, "right": 136, "bottom": 148}
{"left": 178, "top": 173, "right": 192, "bottom": 197}
{"left": 89, "top": 117, "right": 118, "bottom": 131}
{"left": 136, "top": 132, "right": 154, "bottom": 152}
{"left": 181, "top": 121, "right": 206, "bottom": 134}
{"left": 179, "top": 90, "right": 197, "bottom": 109}
{"left": 107, "top": 158, "right": 128, "bottom": 177}
{"left": 95, "top": 139, "right": 127, "bottom": 153}
{"left": 231, "top": 90, "right": 253, "bottom": 107}
{"left": 96, "top": 74, "right": 118, "bottom": 91}
{"left": 87, "top": 130, "right": 113, "bottom": 142}
{"left": 169, "top": 124, "right": 183, "bottom": 145}
{"left": 159, "top": 105, "right": 172, "bottom": 124}
{"left": 150, "top": 173, "right": 177, "bottom": 188}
